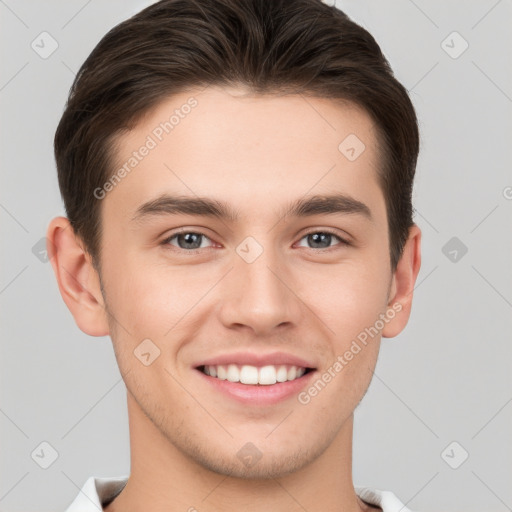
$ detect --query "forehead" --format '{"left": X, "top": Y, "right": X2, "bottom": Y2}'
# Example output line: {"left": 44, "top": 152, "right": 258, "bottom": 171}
{"left": 104, "top": 85, "right": 385, "bottom": 226}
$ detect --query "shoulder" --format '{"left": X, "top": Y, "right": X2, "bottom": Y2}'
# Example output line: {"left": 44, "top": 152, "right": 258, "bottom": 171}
{"left": 355, "top": 486, "right": 418, "bottom": 512}
{"left": 64, "top": 475, "right": 128, "bottom": 512}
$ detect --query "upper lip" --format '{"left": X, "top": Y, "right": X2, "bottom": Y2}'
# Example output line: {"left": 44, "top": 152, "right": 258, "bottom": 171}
{"left": 194, "top": 351, "right": 316, "bottom": 369}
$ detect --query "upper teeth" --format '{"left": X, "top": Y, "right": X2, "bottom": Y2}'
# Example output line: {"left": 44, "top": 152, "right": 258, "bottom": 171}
{"left": 202, "top": 364, "right": 307, "bottom": 385}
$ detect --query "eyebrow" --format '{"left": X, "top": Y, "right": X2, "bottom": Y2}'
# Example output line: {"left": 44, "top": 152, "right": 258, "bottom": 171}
{"left": 131, "top": 193, "right": 373, "bottom": 224}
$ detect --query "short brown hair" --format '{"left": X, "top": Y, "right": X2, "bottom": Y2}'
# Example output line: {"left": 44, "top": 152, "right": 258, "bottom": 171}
{"left": 54, "top": 0, "right": 419, "bottom": 273}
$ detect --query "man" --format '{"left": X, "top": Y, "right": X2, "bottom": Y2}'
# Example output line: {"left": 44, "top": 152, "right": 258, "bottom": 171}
{"left": 48, "top": 0, "right": 422, "bottom": 510}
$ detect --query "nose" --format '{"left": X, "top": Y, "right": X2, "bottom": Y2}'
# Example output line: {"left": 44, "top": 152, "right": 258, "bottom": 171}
{"left": 218, "top": 241, "right": 303, "bottom": 336}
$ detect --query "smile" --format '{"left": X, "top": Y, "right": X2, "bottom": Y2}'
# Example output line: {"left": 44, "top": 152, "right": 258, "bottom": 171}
{"left": 200, "top": 364, "right": 312, "bottom": 385}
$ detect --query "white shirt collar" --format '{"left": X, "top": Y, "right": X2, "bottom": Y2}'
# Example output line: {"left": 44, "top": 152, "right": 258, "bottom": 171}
{"left": 65, "top": 476, "right": 415, "bottom": 512}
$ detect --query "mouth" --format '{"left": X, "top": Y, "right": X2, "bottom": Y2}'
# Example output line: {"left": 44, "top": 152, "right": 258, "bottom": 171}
{"left": 193, "top": 352, "right": 318, "bottom": 405}
{"left": 197, "top": 364, "right": 315, "bottom": 386}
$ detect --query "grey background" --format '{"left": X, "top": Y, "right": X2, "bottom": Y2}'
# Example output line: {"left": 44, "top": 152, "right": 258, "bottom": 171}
{"left": 1, "top": 0, "right": 511, "bottom": 511}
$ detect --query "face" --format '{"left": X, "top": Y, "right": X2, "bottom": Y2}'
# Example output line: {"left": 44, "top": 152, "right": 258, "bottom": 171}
{"left": 95, "top": 85, "right": 396, "bottom": 478}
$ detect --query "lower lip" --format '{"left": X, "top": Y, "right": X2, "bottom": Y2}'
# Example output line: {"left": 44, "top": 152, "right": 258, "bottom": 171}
{"left": 195, "top": 368, "right": 317, "bottom": 405}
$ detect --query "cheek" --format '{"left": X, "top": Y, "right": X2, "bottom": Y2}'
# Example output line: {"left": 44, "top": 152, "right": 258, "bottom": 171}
{"left": 300, "top": 257, "right": 390, "bottom": 343}
{"left": 298, "top": 264, "right": 386, "bottom": 414}
{"left": 100, "top": 251, "right": 177, "bottom": 344}
{"left": 105, "top": 244, "right": 178, "bottom": 310}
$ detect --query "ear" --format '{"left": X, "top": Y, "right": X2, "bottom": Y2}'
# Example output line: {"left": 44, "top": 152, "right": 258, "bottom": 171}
{"left": 382, "top": 223, "right": 422, "bottom": 338}
{"left": 46, "top": 216, "right": 110, "bottom": 337}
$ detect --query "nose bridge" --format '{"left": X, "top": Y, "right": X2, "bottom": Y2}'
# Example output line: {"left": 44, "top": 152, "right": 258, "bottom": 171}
{"left": 219, "top": 235, "right": 300, "bottom": 333}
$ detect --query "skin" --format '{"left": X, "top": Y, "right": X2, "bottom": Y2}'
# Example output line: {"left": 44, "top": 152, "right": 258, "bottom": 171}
{"left": 47, "top": 85, "right": 421, "bottom": 512}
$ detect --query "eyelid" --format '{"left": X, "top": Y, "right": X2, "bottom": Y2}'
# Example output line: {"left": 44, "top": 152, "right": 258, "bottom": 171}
{"left": 161, "top": 227, "right": 216, "bottom": 250}
{"left": 161, "top": 227, "right": 351, "bottom": 251}
{"left": 296, "top": 228, "right": 351, "bottom": 248}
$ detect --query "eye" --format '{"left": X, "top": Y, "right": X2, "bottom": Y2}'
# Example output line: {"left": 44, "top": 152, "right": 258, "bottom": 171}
{"left": 162, "top": 231, "right": 214, "bottom": 251}
{"left": 296, "top": 230, "right": 350, "bottom": 250}
{"left": 161, "top": 229, "right": 350, "bottom": 253}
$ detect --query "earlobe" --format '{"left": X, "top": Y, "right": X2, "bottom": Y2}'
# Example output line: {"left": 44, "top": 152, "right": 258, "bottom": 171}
{"left": 382, "top": 223, "right": 422, "bottom": 339}
{"left": 46, "top": 216, "right": 110, "bottom": 337}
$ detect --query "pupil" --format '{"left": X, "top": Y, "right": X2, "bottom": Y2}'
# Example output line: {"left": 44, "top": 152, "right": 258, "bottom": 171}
{"left": 176, "top": 233, "right": 332, "bottom": 250}
{"left": 180, "top": 233, "right": 201, "bottom": 249}
{"left": 309, "top": 233, "right": 331, "bottom": 248}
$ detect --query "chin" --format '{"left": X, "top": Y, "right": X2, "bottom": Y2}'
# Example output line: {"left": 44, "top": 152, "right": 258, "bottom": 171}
{"left": 168, "top": 425, "right": 333, "bottom": 481}
{"left": 192, "top": 447, "right": 315, "bottom": 480}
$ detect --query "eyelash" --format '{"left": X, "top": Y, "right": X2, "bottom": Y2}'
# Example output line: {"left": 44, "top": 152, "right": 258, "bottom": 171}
{"left": 160, "top": 228, "right": 351, "bottom": 253}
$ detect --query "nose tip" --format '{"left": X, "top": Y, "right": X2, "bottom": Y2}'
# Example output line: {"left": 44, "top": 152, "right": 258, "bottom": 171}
{"left": 218, "top": 248, "right": 301, "bottom": 335}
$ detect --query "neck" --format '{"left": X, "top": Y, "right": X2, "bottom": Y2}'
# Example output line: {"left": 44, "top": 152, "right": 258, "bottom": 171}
{"left": 104, "top": 391, "right": 373, "bottom": 512}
